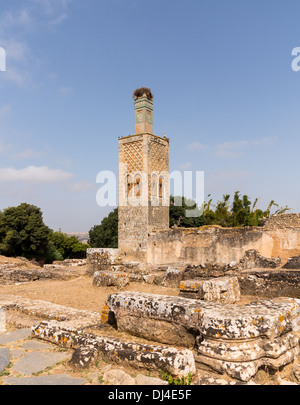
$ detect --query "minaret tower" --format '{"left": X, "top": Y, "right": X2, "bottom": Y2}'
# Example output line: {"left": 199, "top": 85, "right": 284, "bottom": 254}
{"left": 118, "top": 88, "right": 169, "bottom": 261}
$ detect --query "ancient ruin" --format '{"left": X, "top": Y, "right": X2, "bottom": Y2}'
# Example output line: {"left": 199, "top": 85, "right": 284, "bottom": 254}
{"left": 0, "top": 88, "right": 300, "bottom": 385}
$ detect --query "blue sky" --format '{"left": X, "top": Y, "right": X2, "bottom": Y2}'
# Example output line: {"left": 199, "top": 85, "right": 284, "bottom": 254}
{"left": 0, "top": 0, "right": 300, "bottom": 232}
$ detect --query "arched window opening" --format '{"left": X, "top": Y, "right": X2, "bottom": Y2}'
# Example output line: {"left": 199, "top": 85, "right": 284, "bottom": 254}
{"left": 159, "top": 177, "right": 164, "bottom": 198}
{"left": 151, "top": 174, "right": 158, "bottom": 197}
{"left": 126, "top": 174, "right": 133, "bottom": 198}
{"left": 134, "top": 175, "right": 141, "bottom": 198}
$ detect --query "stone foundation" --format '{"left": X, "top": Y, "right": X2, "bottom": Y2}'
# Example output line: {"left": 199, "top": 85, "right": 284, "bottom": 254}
{"left": 105, "top": 292, "right": 300, "bottom": 381}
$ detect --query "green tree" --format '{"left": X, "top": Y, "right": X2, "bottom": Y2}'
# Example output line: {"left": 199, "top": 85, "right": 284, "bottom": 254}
{"left": 0, "top": 203, "right": 51, "bottom": 261}
{"left": 48, "top": 231, "right": 88, "bottom": 261}
{"left": 202, "top": 192, "right": 290, "bottom": 227}
{"left": 89, "top": 208, "right": 118, "bottom": 248}
{"left": 169, "top": 196, "right": 205, "bottom": 227}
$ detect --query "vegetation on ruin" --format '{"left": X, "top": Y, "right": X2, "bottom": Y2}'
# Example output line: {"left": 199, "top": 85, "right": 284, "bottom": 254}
{"left": 88, "top": 192, "right": 290, "bottom": 248}
{"left": 0, "top": 203, "right": 88, "bottom": 263}
{"left": 171, "top": 191, "right": 290, "bottom": 228}
{"left": 160, "top": 371, "right": 193, "bottom": 385}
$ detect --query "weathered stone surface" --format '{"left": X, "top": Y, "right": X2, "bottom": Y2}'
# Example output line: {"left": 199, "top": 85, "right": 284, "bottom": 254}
{"left": 0, "top": 307, "right": 5, "bottom": 333}
{"left": 106, "top": 292, "right": 200, "bottom": 347}
{"left": 0, "top": 267, "right": 84, "bottom": 285}
{"left": 134, "top": 374, "right": 168, "bottom": 385}
{"left": 32, "top": 321, "right": 196, "bottom": 378}
{"left": 93, "top": 271, "right": 129, "bottom": 289}
{"left": 179, "top": 277, "right": 240, "bottom": 303}
{"left": 193, "top": 375, "right": 248, "bottom": 385}
{"left": 239, "top": 269, "right": 300, "bottom": 299}
{"left": 10, "top": 349, "right": 25, "bottom": 359}
{"left": 0, "top": 328, "right": 31, "bottom": 344}
{"left": 21, "top": 340, "right": 55, "bottom": 351}
{"left": 105, "top": 292, "right": 300, "bottom": 381}
{"left": 3, "top": 374, "right": 86, "bottom": 385}
{"left": 147, "top": 214, "right": 300, "bottom": 266}
{"left": 283, "top": 255, "right": 300, "bottom": 269}
{"left": 0, "top": 348, "right": 10, "bottom": 372}
{"left": 86, "top": 248, "right": 121, "bottom": 275}
{"left": 199, "top": 331, "right": 298, "bottom": 361}
{"left": 292, "top": 364, "right": 300, "bottom": 382}
{"left": 106, "top": 292, "right": 300, "bottom": 341}
{"left": 103, "top": 368, "right": 135, "bottom": 385}
{"left": 69, "top": 344, "right": 99, "bottom": 369}
{"left": 239, "top": 249, "right": 281, "bottom": 269}
{"left": 11, "top": 351, "right": 71, "bottom": 375}
{"left": 196, "top": 345, "right": 299, "bottom": 382}
{"left": 0, "top": 294, "right": 101, "bottom": 329}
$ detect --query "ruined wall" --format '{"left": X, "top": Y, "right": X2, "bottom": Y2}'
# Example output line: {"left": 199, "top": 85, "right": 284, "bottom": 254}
{"left": 147, "top": 214, "right": 300, "bottom": 266}
{"left": 263, "top": 213, "right": 300, "bottom": 263}
{"left": 147, "top": 226, "right": 265, "bottom": 265}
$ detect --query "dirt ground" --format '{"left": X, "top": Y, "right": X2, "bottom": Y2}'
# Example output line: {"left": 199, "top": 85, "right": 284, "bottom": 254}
{"left": 0, "top": 269, "right": 256, "bottom": 313}
{"left": 0, "top": 273, "right": 180, "bottom": 313}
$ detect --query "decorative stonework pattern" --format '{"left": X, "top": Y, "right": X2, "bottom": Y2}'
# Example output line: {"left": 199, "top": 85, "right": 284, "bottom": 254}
{"left": 150, "top": 140, "right": 168, "bottom": 172}
{"left": 122, "top": 140, "right": 143, "bottom": 174}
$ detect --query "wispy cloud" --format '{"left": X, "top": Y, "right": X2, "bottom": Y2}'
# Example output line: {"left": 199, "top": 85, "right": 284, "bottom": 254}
{"left": 0, "top": 165, "right": 74, "bottom": 183}
{"left": 0, "top": 104, "right": 11, "bottom": 120}
{"left": 49, "top": 13, "right": 68, "bottom": 26}
{"left": 0, "top": 1, "right": 72, "bottom": 87}
{"left": 14, "top": 148, "right": 44, "bottom": 160}
{"left": 59, "top": 86, "right": 72, "bottom": 94}
{"left": 68, "top": 181, "right": 94, "bottom": 192}
{"left": 213, "top": 136, "right": 277, "bottom": 159}
{"left": 178, "top": 162, "right": 192, "bottom": 170}
{"left": 186, "top": 141, "right": 208, "bottom": 151}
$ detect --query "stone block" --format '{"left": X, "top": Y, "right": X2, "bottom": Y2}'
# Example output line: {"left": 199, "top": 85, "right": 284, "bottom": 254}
{"left": 93, "top": 271, "right": 129, "bottom": 289}
{"left": 0, "top": 307, "right": 5, "bottom": 333}
{"left": 86, "top": 248, "right": 121, "bottom": 274}
{"left": 32, "top": 321, "right": 196, "bottom": 378}
{"left": 105, "top": 292, "right": 300, "bottom": 381}
{"left": 105, "top": 292, "right": 200, "bottom": 347}
{"left": 179, "top": 276, "right": 240, "bottom": 303}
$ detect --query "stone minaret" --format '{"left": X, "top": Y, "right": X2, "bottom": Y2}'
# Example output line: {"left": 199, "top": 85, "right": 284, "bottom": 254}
{"left": 118, "top": 88, "right": 169, "bottom": 261}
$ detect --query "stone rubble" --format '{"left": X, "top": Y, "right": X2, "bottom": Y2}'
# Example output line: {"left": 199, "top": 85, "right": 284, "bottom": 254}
{"left": 93, "top": 271, "right": 129, "bottom": 289}
{"left": 0, "top": 325, "right": 176, "bottom": 385}
{"left": 179, "top": 276, "right": 240, "bottom": 303}
{"left": 105, "top": 291, "right": 300, "bottom": 381}
{"left": 31, "top": 320, "right": 196, "bottom": 378}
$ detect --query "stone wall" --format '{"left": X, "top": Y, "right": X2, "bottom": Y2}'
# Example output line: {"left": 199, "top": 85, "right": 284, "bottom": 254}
{"left": 147, "top": 225, "right": 265, "bottom": 265}
{"left": 263, "top": 214, "right": 300, "bottom": 262}
{"left": 147, "top": 214, "right": 300, "bottom": 266}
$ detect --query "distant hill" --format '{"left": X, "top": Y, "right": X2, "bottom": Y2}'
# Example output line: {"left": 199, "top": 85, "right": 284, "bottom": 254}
{"left": 65, "top": 232, "right": 89, "bottom": 244}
